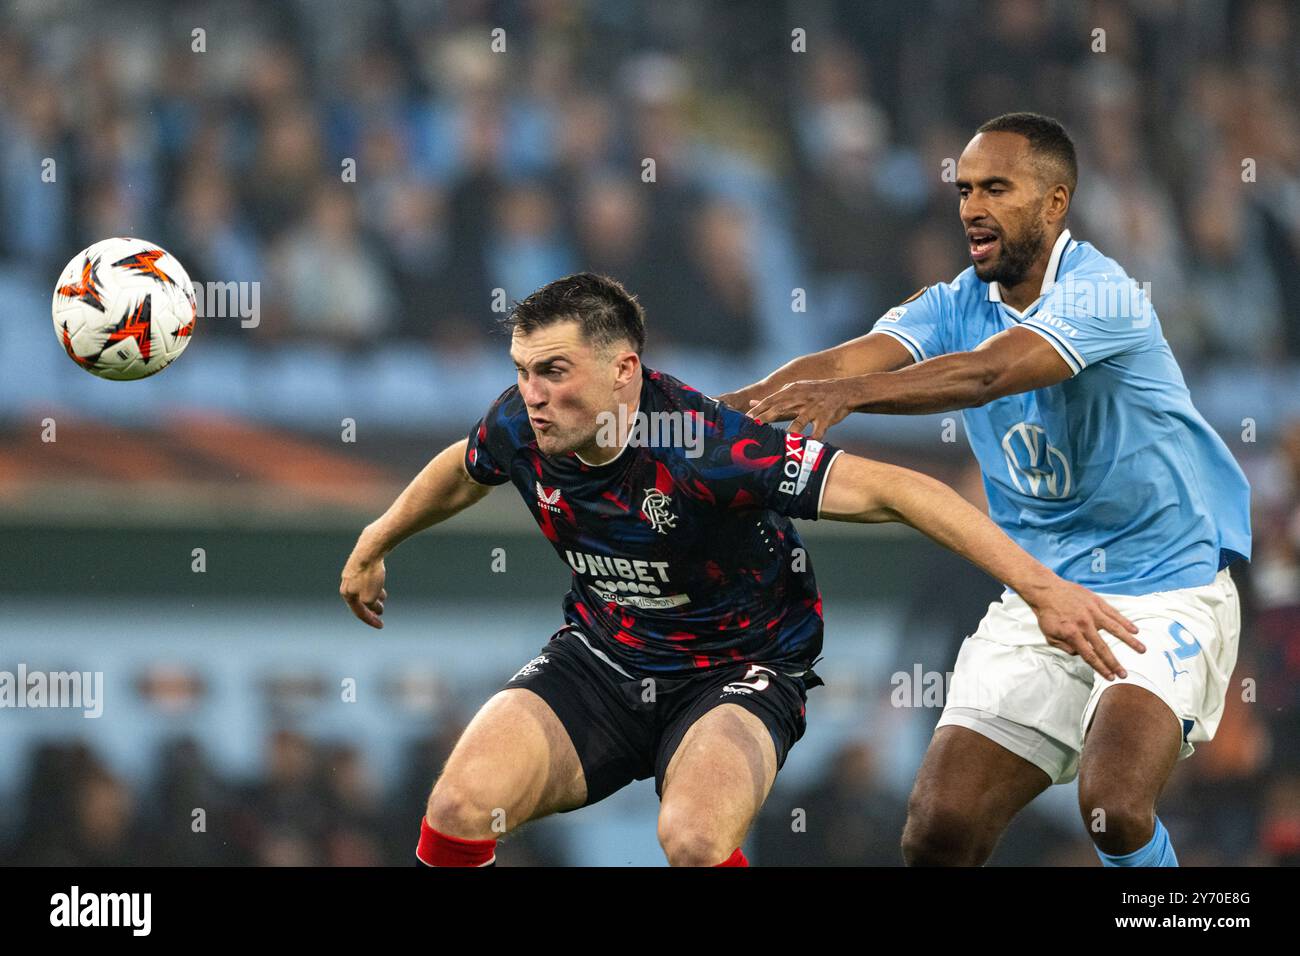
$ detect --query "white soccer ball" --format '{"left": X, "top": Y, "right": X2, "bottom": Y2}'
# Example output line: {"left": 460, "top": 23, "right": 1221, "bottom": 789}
{"left": 51, "top": 237, "right": 198, "bottom": 380}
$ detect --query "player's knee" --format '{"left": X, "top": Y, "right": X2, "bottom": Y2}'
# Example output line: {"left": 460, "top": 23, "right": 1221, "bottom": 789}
{"left": 1077, "top": 785, "right": 1155, "bottom": 855}
{"left": 425, "top": 778, "right": 507, "bottom": 841}
{"left": 901, "top": 797, "right": 990, "bottom": 867}
{"left": 657, "top": 809, "right": 737, "bottom": 867}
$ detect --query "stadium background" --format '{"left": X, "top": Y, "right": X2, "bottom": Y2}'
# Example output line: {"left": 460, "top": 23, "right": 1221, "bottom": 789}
{"left": 1, "top": 0, "right": 1298, "bottom": 865}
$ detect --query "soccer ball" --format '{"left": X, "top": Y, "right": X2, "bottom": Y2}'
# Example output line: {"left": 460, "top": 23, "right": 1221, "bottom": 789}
{"left": 51, "top": 237, "right": 197, "bottom": 380}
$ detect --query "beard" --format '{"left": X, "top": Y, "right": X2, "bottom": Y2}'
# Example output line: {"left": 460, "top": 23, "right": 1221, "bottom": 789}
{"left": 975, "top": 217, "right": 1048, "bottom": 287}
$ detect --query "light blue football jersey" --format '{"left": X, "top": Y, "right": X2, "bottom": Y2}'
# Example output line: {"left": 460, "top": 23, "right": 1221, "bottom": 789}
{"left": 870, "top": 229, "right": 1251, "bottom": 596}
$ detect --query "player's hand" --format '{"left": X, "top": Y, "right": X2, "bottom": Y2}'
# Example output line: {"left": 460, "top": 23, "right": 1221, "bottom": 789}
{"left": 715, "top": 386, "right": 761, "bottom": 412}
{"left": 340, "top": 551, "right": 388, "bottom": 629}
{"left": 1023, "top": 578, "right": 1144, "bottom": 680}
{"left": 744, "top": 379, "right": 855, "bottom": 439}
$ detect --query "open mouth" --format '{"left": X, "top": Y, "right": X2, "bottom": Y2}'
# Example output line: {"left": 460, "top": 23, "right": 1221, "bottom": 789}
{"left": 968, "top": 229, "right": 999, "bottom": 261}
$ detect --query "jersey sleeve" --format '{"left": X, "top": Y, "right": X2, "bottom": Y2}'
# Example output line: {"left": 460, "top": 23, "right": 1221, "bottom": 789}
{"left": 691, "top": 400, "right": 844, "bottom": 520}
{"left": 1020, "top": 274, "right": 1159, "bottom": 374}
{"left": 464, "top": 386, "right": 522, "bottom": 486}
{"left": 868, "top": 283, "right": 951, "bottom": 363}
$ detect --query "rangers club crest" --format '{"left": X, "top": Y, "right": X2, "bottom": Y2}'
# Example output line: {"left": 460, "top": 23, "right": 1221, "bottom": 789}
{"left": 641, "top": 488, "right": 677, "bottom": 534}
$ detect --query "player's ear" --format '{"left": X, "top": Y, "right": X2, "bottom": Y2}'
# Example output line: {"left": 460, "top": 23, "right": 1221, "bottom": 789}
{"left": 1048, "top": 182, "right": 1070, "bottom": 222}
{"left": 613, "top": 349, "right": 640, "bottom": 388}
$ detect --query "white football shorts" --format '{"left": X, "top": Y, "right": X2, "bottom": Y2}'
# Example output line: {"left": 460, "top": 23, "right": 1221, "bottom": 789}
{"left": 935, "top": 568, "right": 1241, "bottom": 785}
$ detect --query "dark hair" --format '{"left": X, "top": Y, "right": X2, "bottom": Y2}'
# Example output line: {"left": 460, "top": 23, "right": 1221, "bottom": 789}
{"left": 502, "top": 272, "right": 646, "bottom": 355}
{"left": 976, "top": 112, "right": 1078, "bottom": 197}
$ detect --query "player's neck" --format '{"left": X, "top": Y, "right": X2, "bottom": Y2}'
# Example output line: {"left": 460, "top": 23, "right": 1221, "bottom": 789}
{"left": 997, "top": 228, "right": 1068, "bottom": 312}
{"left": 998, "top": 261, "right": 1049, "bottom": 312}
{"left": 574, "top": 388, "right": 643, "bottom": 466}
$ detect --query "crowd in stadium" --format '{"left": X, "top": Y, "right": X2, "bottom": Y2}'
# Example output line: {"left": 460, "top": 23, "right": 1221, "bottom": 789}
{"left": 2, "top": 0, "right": 1299, "bottom": 363}
{"left": 2, "top": 699, "right": 1297, "bottom": 865}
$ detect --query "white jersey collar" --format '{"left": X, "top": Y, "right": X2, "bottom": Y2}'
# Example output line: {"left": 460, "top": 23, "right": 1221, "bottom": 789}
{"left": 575, "top": 436, "right": 631, "bottom": 468}
{"left": 986, "top": 228, "right": 1073, "bottom": 315}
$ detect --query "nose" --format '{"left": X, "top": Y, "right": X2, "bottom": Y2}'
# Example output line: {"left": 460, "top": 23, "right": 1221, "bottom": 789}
{"left": 519, "top": 376, "right": 548, "bottom": 410}
{"left": 962, "top": 197, "right": 989, "bottom": 227}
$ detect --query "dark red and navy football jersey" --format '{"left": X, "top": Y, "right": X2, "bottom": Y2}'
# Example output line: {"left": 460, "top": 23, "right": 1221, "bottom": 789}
{"left": 464, "top": 367, "right": 843, "bottom": 677}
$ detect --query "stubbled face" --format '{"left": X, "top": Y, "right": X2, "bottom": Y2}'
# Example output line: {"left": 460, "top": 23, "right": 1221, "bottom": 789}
{"left": 510, "top": 319, "right": 638, "bottom": 459}
{"left": 956, "top": 131, "right": 1051, "bottom": 287}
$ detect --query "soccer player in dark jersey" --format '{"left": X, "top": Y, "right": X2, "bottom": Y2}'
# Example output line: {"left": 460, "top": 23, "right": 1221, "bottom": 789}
{"left": 340, "top": 272, "right": 1139, "bottom": 867}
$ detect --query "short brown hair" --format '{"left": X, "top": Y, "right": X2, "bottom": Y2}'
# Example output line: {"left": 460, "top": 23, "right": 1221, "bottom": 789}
{"left": 502, "top": 273, "right": 646, "bottom": 355}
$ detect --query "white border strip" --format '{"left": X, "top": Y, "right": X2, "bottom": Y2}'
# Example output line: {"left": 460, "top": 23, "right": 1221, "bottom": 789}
{"left": 1021, "top": 322, "right": 1086, "bottom": 374}
{"left": 816, "top": 448, "right": 846, "bottom": 517}
{"left": 873, "top": 327, "right": 927, "bottom": 363}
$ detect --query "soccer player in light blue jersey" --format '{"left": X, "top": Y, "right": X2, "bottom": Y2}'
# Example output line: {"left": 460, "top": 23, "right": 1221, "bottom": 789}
{"left": 722, "top": 112, "right": 1252, "bottom": 867}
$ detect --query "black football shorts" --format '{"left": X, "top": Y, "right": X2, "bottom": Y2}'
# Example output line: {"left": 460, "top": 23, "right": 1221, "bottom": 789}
{"left": 501, "top": 625, "right": 821, "bottom": 807}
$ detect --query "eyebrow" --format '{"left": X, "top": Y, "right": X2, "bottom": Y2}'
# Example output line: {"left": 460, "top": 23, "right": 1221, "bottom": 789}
{"left": 510, "top": 353, "right": 572, "bottom": 370}
{"left": 955, "top": 176, "right": 1014, "bottom": 189}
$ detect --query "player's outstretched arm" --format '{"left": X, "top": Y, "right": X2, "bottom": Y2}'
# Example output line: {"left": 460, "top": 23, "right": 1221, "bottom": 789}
{"left": 746, "top": 327, "right": 1071, "bottom": 439}
{"left": 818, "top": 453, "right": 1145, "bottom": 679}
{"left": 716, "top": 333, "right": 914, "bottom": 413}
{"left": 340, "top": 439, "right": 492, "bottom": 629}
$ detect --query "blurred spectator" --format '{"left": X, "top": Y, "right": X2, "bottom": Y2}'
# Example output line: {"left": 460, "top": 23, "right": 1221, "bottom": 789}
{"left": 1244, "top": 419, "right": 1300, "bottom": 777}
{"left": 789, "top": 41, "right": 930, "bottom": 343}
{"left": 170, "top": 165, "right": 265, "bottom": 336}
{"left": 755, "top": 740, "right": 907, "bottom": 865}
{"left": 142, "top": 737, "right": 237, "bottom": 866}
{"left": 320, "top": 744, "right": 385, "bottom": 867}
{"left": 1250, "top": 419, "right": 1300, "bottom": 610}
{"left": 235, "top": 729, "right": 332, "bottom": 866}
{"left": 4, "top": 742, "right": 145, "bottom": 866}
{"left": 655, "top": 200, "right": 763, "bottom": 353}
{"left": 487, "top": 181, "right": 577, "bottom": 306}
{"left": 1185, "top": 166, "right": 1287, "bottom": 363}
{"left": 1260, "top": 773, "right": 1300, "bottom": 865}
{"left": 0, "top": 74, "right": 74, "bottom": 274}
{"left": 271, "top": 183, "right": 399, "bottom": 345}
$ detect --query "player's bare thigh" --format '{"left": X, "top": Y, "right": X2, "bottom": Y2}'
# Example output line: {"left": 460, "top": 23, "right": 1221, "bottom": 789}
{"left": 902, "top": 725, "right": 1051, "bottom": 866}
{"left": 656, "top": 703, "right": 778, "bottom": 866}
{"left": 425, "top": 688, "right": 587, "bottom": 839}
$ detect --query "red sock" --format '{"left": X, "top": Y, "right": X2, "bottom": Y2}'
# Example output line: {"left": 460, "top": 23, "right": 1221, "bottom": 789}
{"left": 714, "top": 847, "right": 748, "bottom": 867}
{"left": 416, "top": 817, "right": 497, "bottom": 867}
